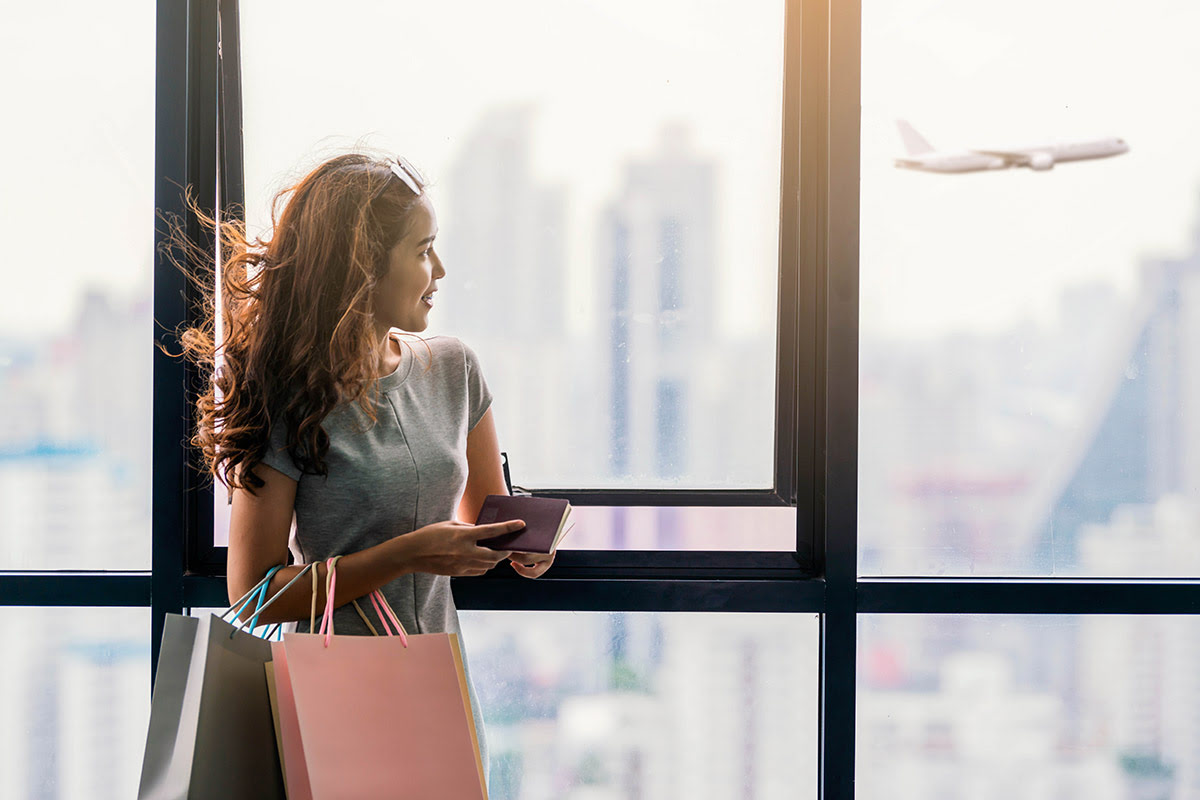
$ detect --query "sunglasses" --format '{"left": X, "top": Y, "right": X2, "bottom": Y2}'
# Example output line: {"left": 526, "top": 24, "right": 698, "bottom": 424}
{"left": 389, "top": 155, "right": 425, "bottom": 196}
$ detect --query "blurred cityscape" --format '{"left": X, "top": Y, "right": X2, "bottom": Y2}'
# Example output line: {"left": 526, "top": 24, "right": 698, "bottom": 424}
{"left": 461, "top": 611, "right": 817, "bottom": 800}
{"left": 856, "top": 207, "right": 1200, "bottom": 799}
{"left": 5, "top": 95, "right": 1200, "bottom": 796}
{"left": 436, "top": 108, "right": 778, "bottom": 493}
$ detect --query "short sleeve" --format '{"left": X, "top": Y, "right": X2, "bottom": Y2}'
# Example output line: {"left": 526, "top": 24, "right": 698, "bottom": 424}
{"left": 461, "top": 340, "right": 494, "bottom": 432}
{"left": 256, "top": 419, "right": 303, "bottom": 481}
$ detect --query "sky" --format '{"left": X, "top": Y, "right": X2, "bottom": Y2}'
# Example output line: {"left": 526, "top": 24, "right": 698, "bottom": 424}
{"left": 3, "top": 0, "right": 1199, "bottom": 342}
{"left": 236, "top": 0, "right": 784, "bottom": 339}
{"left": 860, "top": 0, "right": 1200, "bottom": 338}
{"left": 0, "top": 1, "right": 155, "bottom": 338}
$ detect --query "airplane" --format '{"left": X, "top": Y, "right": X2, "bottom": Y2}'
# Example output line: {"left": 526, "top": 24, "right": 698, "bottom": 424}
{"left": 894, "top": 120, "right": 1129, "bottom": 173}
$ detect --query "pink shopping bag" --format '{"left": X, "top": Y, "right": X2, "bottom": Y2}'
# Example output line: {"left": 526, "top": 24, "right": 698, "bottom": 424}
{"left": 267, "top": 644, "right": 314, "bottom": 800}
{"left": 275, "top": 558, "right": 487, "bottom": 799}
{"left": 264, "top": 566, "right": 324, "bottom": 800}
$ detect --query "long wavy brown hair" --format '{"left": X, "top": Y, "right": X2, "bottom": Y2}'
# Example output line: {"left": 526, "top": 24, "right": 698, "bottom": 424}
{"left": 169, "top": 152, "right": 428, "bottom": 496}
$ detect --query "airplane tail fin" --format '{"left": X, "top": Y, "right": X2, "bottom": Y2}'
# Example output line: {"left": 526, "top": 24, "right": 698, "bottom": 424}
{"left": 896, "top": 120, "right": 934, "bottom": 155}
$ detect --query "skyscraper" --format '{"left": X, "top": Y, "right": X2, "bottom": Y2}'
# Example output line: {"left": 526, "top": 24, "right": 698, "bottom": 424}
{"left": 597, "top": 124, "right": 717, "bottom": 483}
{"left": 440, "top": 106, "right": 567, "bottom": 343}
{"left": 1035, "top": 207, "right": 1200, "bottom": 571}
{"left": 437, "top": 106, "right": 584, "bottom": 487}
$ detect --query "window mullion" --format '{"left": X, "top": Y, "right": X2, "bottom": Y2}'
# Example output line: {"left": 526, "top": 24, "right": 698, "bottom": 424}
{"left": 152, "top": 0, "right": 217, "bottom": 686}
{"left": 0, "top": 574, "right": 153, "bottom": 607}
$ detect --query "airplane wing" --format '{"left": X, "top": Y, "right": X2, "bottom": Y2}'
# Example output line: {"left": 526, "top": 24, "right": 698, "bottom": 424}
{"left": 971, "top": 149, "right": 1054, "bottom": 169}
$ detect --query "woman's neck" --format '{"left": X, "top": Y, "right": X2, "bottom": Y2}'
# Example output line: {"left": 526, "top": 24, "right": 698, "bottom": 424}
{"left": 377, "top": 331, "right": 402, "bottom": 377}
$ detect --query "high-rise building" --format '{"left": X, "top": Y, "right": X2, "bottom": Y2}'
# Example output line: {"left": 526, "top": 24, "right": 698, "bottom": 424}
{"left": 436, "top": 107, "right": 588, "bottom": 487}
{"left": 0, "top": 287, "right": 151, "bottom": 569}
{"left": 597, "top": 124, "right": 718, "bottom": 484}
{"left": 1034, "top": 210, "right": 1200, "bottom": 571}
{"left": 858, "top": 650, "right": 1121, "bottom": 800}
{"left": 440, "top": 106, "right": 567, "bottom": 343}
{"left": 0, "top": 287, "right": 152, "bottom": 795}
{"left": 1078, "top": 499, "right": 1200, "bottom": 798}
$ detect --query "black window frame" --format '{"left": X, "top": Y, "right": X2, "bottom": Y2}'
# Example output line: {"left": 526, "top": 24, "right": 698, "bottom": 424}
{"left": 2, "top": 3, "right": 1199, "bottom": 800}
{"left": 184, "top": 0, "right": 818, "bottom": 581}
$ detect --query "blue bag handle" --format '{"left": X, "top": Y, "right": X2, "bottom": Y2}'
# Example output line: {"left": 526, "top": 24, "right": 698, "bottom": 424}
{"left": 222, "top": 565, "right": 284, "bottom": 637}
{"left": 224, "top": 563, "right": 317, "bottom": 639}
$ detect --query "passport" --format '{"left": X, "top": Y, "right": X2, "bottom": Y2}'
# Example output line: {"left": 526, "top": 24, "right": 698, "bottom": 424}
{"left": 474, "top": 495, "right": 573, "bottom": 554}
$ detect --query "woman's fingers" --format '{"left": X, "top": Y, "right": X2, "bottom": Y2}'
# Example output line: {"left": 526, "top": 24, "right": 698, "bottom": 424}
{"left": 509, "top": 551, "right": 555, "bottom": 577}
{"left": 470, "top": 519, "right": 525, "bottom": 539}
{"left": 509, "top": 551, "right": 552, "bottom": 565}
{"left": 466, "top": 520, "right": 522, "bottom": 562}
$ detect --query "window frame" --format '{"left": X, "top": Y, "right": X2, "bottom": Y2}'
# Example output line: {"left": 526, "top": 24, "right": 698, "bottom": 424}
{"left": 184, "top": 0, "right": 819, "bottom": 579}
{"left": 2, "top": 2, "right": 1198, "bottom": 800}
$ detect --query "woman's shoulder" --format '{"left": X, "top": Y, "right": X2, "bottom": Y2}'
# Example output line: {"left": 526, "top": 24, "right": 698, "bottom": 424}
{"left": 394, "top": 333, "right": 480, "bottom": 369}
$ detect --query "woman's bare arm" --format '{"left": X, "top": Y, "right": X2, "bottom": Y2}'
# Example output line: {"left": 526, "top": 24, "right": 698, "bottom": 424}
{"left": 458, "top": 407, "right": 555, "bottom": 578}
{"left": 227, "top": 460, "right": 521, "bottom": 625}
{"left": 458, "top": 408, "right": 509, "bottom": 522}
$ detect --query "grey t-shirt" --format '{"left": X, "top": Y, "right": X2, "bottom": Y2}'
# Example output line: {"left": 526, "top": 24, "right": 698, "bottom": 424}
{"left": 258, "top": 333, "right": 493, "bottom": 773}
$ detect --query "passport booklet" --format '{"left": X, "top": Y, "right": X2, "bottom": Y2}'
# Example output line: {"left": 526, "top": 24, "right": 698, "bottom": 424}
{"left": 475, "top": 495, "right": 573, "bottom": 554}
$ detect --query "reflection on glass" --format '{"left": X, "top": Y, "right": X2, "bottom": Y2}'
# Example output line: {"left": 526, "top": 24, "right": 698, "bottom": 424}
{"left": 0, "top": 1, "right": 154, "bottom": 569}
{"left": 462, "top": 611, "right": 817, "bottom": 799}
{"left": 0, "top": 608, "right": 149, "bottom": 799}
{"left": 859, "top": 0, "right": 1200, "bottom": 576}
{"left": 239, "top": 0, "right": 783, "bottom": 491}
{"left": 858, "top": 615, "right": 1200, "bottom": 800}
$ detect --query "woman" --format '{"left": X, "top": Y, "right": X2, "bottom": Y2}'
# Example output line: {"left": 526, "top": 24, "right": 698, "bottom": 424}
{"left": 180, "top": 152, "right": 554, "bottom": 781}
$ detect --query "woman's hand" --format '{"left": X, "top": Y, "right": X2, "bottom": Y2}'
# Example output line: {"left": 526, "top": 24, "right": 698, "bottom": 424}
{"left": 394, "top": 519, "right": 522, "bottom": 577}
{"left": 508, "top": 550, "right": 555, "bottom": 579}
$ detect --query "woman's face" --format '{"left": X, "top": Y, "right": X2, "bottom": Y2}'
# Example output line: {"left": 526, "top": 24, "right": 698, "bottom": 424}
{"left": 373, "top": 194, "right": 444, "bottom": 333}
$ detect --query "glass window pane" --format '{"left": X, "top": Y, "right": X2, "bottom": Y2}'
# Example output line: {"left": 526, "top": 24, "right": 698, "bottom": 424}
{"left": 239, "top": 0, "right": 784, "bottom": 490}
{"left": 1, "top": 608, "right": 150, "bottom": 799}
{"left": 461, "top": 611, "right": 817, "bottom": 799}
{"left": 859, "top": 0, "right": 1200, "bottom": 575}
{"left": 0, "top": 3, "right": 154, "bottom": 569}
{"left": 859, "top": 615, "right": 1200, "bottom": 799}
{"left": 561, "top": 506, "right": 795, "bottom": 551}
{"left": 186, "top": 609, "right": 817, "bottom": 796}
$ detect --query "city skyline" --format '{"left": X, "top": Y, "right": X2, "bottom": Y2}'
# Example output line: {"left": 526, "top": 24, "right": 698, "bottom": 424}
{"left": 7, "top": 0, "right": 1200, "bottom": 796}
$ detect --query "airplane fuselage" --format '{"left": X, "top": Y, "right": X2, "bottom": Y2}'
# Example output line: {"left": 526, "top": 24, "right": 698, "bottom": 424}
{"left": 895, "top": 151, "right": 1007, "bottom": 173}
{"left": 895, "top": 137, "right": 1129, "bottom": 174}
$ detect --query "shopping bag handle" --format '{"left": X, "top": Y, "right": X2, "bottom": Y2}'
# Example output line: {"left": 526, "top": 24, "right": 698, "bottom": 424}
{"left": 224, "top": 564, "right": 284, "bottom": 634}
{"left": 348, "top": 593, "right": 407, "bottom": 642}
{"left": 310, "top": 562, "right": 321, "bottom": 633}
{"left": 318, "top": 557, "right": 341, "bottom": 646}
{"left": 229, "top": 562, "right": 317, "bottom": 637}
{"left": 367, "top": 590, "right": 408, "bottom": 642}
{"left": 318, "top": 556, "right": 409, "bottom": 648}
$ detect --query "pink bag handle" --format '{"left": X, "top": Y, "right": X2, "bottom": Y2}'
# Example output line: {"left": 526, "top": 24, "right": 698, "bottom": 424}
{"left": 368, "top": 590, "right": 409, "bottom": 647}
{"left": 319, "top": 556, "right": 341, "bottom": 646}
{"left": 319, "top": 556, "right": 409, "bottom": 648}
{"left": 368, "top": 591, "right": 396, "bottom": 635}
{"left": 349, "top": 591, "right": 409, "bottom": 646}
